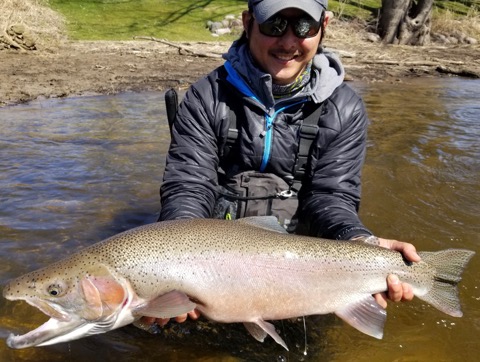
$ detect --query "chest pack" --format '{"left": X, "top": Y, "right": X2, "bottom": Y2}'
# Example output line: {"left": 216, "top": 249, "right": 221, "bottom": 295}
{"left": 164, "top": 87, "right": 322, "bottom": 228}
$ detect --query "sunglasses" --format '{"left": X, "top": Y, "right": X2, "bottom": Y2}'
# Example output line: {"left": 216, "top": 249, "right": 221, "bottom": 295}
{"left": 257, "top": 13, "right": 323, "bottom": 39}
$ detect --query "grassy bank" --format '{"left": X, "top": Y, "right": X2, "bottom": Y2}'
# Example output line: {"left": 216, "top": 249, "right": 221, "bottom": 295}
{"left": 49, "top": 0, "right": 247, "bottom": 41}
{"left": 48, "top": 0, "right": 480, "bottom": 42}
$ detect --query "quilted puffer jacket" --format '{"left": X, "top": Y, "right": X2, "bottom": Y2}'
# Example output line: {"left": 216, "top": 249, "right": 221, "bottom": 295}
{"left": 159, "top": 39, "right": 373, "bottom": 240}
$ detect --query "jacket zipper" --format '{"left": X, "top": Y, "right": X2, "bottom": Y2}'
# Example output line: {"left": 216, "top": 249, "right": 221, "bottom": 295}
{"left": 259, "top": 99, "right": 309, "bottom": 172}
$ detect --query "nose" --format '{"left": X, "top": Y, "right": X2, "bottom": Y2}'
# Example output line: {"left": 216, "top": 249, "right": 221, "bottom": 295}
{"left": 276, "top": 26, "right": 300, "bottom": 48}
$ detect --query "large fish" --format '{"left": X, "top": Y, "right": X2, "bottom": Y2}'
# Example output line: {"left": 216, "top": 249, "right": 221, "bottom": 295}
{"left": 3, "top": 217, "right": 474, "bottom": 350}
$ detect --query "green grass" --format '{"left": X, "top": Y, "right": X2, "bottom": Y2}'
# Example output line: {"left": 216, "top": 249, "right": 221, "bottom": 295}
{"left": 48, "top": 0, "right": 479, "bottom": 41}
{"left": 49, "top": 0, "right": 247, "bottom": 41}
{"left": 328, "top": 0, "right": 380, "bottom": 20}
{"left": 436, "top": 0, "right": 479, "bottom": 16}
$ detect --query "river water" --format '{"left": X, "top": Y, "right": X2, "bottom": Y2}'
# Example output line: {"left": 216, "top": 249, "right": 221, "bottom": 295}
{"left": 0, "top": 78, "right": 478, "bottom": 361}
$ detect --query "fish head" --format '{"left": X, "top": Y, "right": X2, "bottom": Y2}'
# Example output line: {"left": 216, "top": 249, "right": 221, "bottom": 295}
{"left": 3, "top": 258, "right": 134, "bottom": 349}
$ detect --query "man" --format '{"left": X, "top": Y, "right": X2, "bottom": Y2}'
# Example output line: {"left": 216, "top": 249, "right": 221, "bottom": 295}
{"left": 150, "top": 0, "right": 419, "bottom": 327}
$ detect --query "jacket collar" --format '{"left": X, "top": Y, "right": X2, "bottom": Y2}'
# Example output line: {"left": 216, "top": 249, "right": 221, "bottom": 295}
{"left": 223, "top": 39, "right": 345, "bottom": 108}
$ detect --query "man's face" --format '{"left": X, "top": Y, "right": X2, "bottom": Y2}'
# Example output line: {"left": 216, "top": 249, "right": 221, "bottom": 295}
{"left": 243, "top": 8, "right": 326, "bottom": 85}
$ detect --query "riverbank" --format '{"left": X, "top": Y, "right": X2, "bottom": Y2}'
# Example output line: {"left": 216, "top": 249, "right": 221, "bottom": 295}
{"left": 1, "top": 22, "right": 479, "bottom": 108}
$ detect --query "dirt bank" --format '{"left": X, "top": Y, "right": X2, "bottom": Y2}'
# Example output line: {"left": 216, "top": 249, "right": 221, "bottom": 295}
{"left": 1, "top": 24, "right": 479, "bottom": 108}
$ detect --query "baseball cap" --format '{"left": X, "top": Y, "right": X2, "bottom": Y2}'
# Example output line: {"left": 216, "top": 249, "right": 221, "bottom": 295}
{"left": 248, "top": 0, "right": 328, "bottom": 23}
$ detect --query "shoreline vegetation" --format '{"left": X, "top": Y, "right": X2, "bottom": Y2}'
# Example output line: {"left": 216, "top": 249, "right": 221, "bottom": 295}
{"left": 0, "top": 0, "right": 479, "bottom": 107}
{"left": 2, "top": 0, "right": 478, "bottom": 46}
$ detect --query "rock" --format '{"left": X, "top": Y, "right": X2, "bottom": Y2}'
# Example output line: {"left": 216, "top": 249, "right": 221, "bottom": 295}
{"left": 10, "top": 24, "right": 26, "bottom": 35}
{"left": 365, "top": 33, "right": 380, "bottom": 43}
{"left": 465, "top": 37, "right": 478, "bottom": 45}
{"left": 431, "top": 33, "right": 448, "bottom": 44}
{"left": 207, "top": 14, "right": 244, "bottom": 36}
{"left": 215, "top": 28, "right": 231, "bottom": 36}
{"left": 230, "top": 19, "right": 243, "bottom": 29}
{"left": 0, "top": 24, "right": 36, "bottom": 51}
{"left": 448, "top": 36, "right": 459, "bottom": 44}
{"left": 208, "top": 21, "right": 223, "bottom": 32}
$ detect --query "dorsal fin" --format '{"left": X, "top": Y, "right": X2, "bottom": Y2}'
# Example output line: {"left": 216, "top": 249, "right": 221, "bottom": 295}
{"left": 236, "top": 216, "right": 288, "bottom": 234}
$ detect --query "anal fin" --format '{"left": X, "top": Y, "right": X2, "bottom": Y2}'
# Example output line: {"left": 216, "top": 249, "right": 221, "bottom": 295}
{"left": 243, "top": 322, "right": 268, "bottom": 342}
{"left": 247, "top": 319, "right": 289, "bottom": 351}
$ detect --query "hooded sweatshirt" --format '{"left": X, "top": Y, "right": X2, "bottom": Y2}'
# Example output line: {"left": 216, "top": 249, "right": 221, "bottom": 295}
{"left": 159, "top": 39, "right": 373, "bottom": 240}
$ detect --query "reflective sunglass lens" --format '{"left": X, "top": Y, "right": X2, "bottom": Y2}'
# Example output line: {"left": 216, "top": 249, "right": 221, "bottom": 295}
{"left": 294, "top": 19, "right": 320, "bottom": 38}
{"left": 262, "top": 17, "right": 287, "bottom": 36}
{"left": 259, "top": 16, "right": 321, "bottom": 38}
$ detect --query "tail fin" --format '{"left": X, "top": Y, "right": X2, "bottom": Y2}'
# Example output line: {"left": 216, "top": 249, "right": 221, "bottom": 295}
{"left": 417, "top": 249, "right": 475, "bottom": 317}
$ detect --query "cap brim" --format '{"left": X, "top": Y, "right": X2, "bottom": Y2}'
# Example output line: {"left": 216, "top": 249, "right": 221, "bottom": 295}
{"left": 253, "top": 0, "right": 324, "bottom": 23}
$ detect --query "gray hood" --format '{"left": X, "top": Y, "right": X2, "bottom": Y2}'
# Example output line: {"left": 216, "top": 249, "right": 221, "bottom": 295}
{"left": 223, "top": 40, "right": 345, "bottom": 108}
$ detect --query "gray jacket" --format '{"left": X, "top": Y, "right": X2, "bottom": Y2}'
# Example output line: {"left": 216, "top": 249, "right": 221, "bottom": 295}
{"left": 159, "top": 40, "right": 373, "bottom": 240}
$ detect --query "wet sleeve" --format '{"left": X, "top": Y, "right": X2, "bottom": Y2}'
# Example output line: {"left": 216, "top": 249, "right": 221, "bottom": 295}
{"left": 297, "top": 94, "right": 373, "bottom": 240}
{"left": 159, "top": 84, "right": 220, "bottom": 221}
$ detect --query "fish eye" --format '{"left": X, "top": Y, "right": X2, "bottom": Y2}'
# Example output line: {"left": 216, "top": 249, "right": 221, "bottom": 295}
{"left": 47, "top": 284, "right": 63, "bottom": 297}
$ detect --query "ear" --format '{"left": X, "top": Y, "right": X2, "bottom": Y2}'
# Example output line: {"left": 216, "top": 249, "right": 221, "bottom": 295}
{"left": 242, "top": 10, "right": 252, "bottom": 37}
{"left": 324, "top": 11, "right": 334, "bottom": 27}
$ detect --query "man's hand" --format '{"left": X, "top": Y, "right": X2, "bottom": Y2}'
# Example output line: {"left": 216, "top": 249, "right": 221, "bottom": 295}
{"left": 139, "top": 310, "right": 201, "bottom": 328}
{"left": 374, "top": 237, "right": 421, "bottom": 308}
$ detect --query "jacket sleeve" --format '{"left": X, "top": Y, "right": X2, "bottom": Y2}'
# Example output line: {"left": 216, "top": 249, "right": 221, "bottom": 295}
{"left": 297, "top": 84, "right": 373, "bottom": 240}
{"left": 159, "top": 80, "right": 220, "bottom": 221}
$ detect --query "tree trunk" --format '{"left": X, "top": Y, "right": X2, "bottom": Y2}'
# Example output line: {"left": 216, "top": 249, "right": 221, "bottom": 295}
{"left": 378, "top": 0, "right": 434, "bottom": 45}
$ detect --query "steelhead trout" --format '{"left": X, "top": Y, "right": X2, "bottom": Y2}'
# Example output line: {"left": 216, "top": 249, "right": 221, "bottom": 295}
{"left": 3, "top": 216, "right": 474, "bottom": 350}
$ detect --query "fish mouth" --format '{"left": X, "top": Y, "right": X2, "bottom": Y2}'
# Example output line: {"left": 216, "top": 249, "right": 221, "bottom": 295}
{"left": 24, "top": 298, "right": 72, "bottom": 322}
{"left": 4, "top": 297, "right": 92, "bottom": 349}
{"left": 5, "top": 295, "right": 133, "bottom": 349}
{"left": 6, "top": 317, "right": 87, "bottom": 349}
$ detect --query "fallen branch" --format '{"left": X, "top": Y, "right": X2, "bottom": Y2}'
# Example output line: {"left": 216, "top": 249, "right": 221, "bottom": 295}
{"left": 133, "top": 36, "right": 223, "bottom": 58}
{"left": 0, "top": 29, "right": 27, "bottom": 51}
{"left": 360, "top": 59, "right": 465, "bottom": 66}
{"left": 436, "top": 65, "right": 480, "bottom": 78}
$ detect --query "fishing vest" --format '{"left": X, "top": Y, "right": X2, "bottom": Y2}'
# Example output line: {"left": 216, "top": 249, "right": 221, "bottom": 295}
{"left": 164, "top": 87, "right": 322, "bottom": 231}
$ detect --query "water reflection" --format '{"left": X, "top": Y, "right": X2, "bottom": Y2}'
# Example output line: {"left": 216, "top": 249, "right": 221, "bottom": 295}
{"left": 0, "top": 80, "right": 479, "bottom": 361}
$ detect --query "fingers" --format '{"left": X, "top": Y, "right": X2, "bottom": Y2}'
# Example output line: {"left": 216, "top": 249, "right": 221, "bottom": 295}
{"left": 400, "top": 280, "right": 414, "bottom": 301}
{"left": 377, "top": 237, "right": 421, "bottom": 263}
{"left": 174, "top": 310, "right": 201, "bottom": 323}
{"left": 188, "top": 309, "right": 201, "bottom": 320}
{"left": 147, "top": 309, "right": 201, "bottom": 327}
{"left": 387, "top": 274, "right": 402, "bottom": 302}
{"left": 156, "top": 318, "right": 170, "bottom": 327}
{"left": 374, "top": 292, "right": 388, "bottom": 309}
{"left": 140, "top": 316, "right": 156, "bottom": 325}
{"left": 174, "top": 314, "right": 188, "bottom": 323}
{"left": 393, "top": 240, "right": 421, "bottom": 263}
{"left": 374, "top": 274, "right": 415, "bottom": 309}
{"left": 387, "top": 274, "right": 414, "bottom": 302}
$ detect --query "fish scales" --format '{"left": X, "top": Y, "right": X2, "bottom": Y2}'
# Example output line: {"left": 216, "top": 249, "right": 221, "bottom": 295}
{"left": 3, "top": 216, "right": 475, "bottom": 350}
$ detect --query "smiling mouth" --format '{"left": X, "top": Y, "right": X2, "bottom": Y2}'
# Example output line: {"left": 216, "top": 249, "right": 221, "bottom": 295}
{"left": 273, "top": 53, "right": 298, "bottom": 61}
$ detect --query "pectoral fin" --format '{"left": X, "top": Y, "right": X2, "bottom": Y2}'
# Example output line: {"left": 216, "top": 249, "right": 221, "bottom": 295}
{"left": 134, "top": 290, "right": 196, "bottom": 319}
{"left": 246, "top": 319, "right": 289, "bottom": 351}
{"left": 335, "top": 295, "right": 386, "bottom": 339}
{"left": 80, "top": 275, "right": 126, "bottom": 320}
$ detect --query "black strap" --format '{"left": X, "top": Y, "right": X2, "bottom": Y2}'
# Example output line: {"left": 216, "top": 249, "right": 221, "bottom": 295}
{"left": 226, "top": 107, "right": 238, "bottom": 146}
{"left": 293, "top": 103, "right": 323, "bottom": 181}
{"left": 164, "top": 87, "right": 322, "bottom": 183}
{"left": 165, "top": 88, "right": 178, "bottom": 135}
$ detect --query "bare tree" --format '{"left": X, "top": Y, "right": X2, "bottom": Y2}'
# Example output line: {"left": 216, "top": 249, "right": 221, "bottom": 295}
{"left": 378, "top": 0, "right": 434, "bottom": 45}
